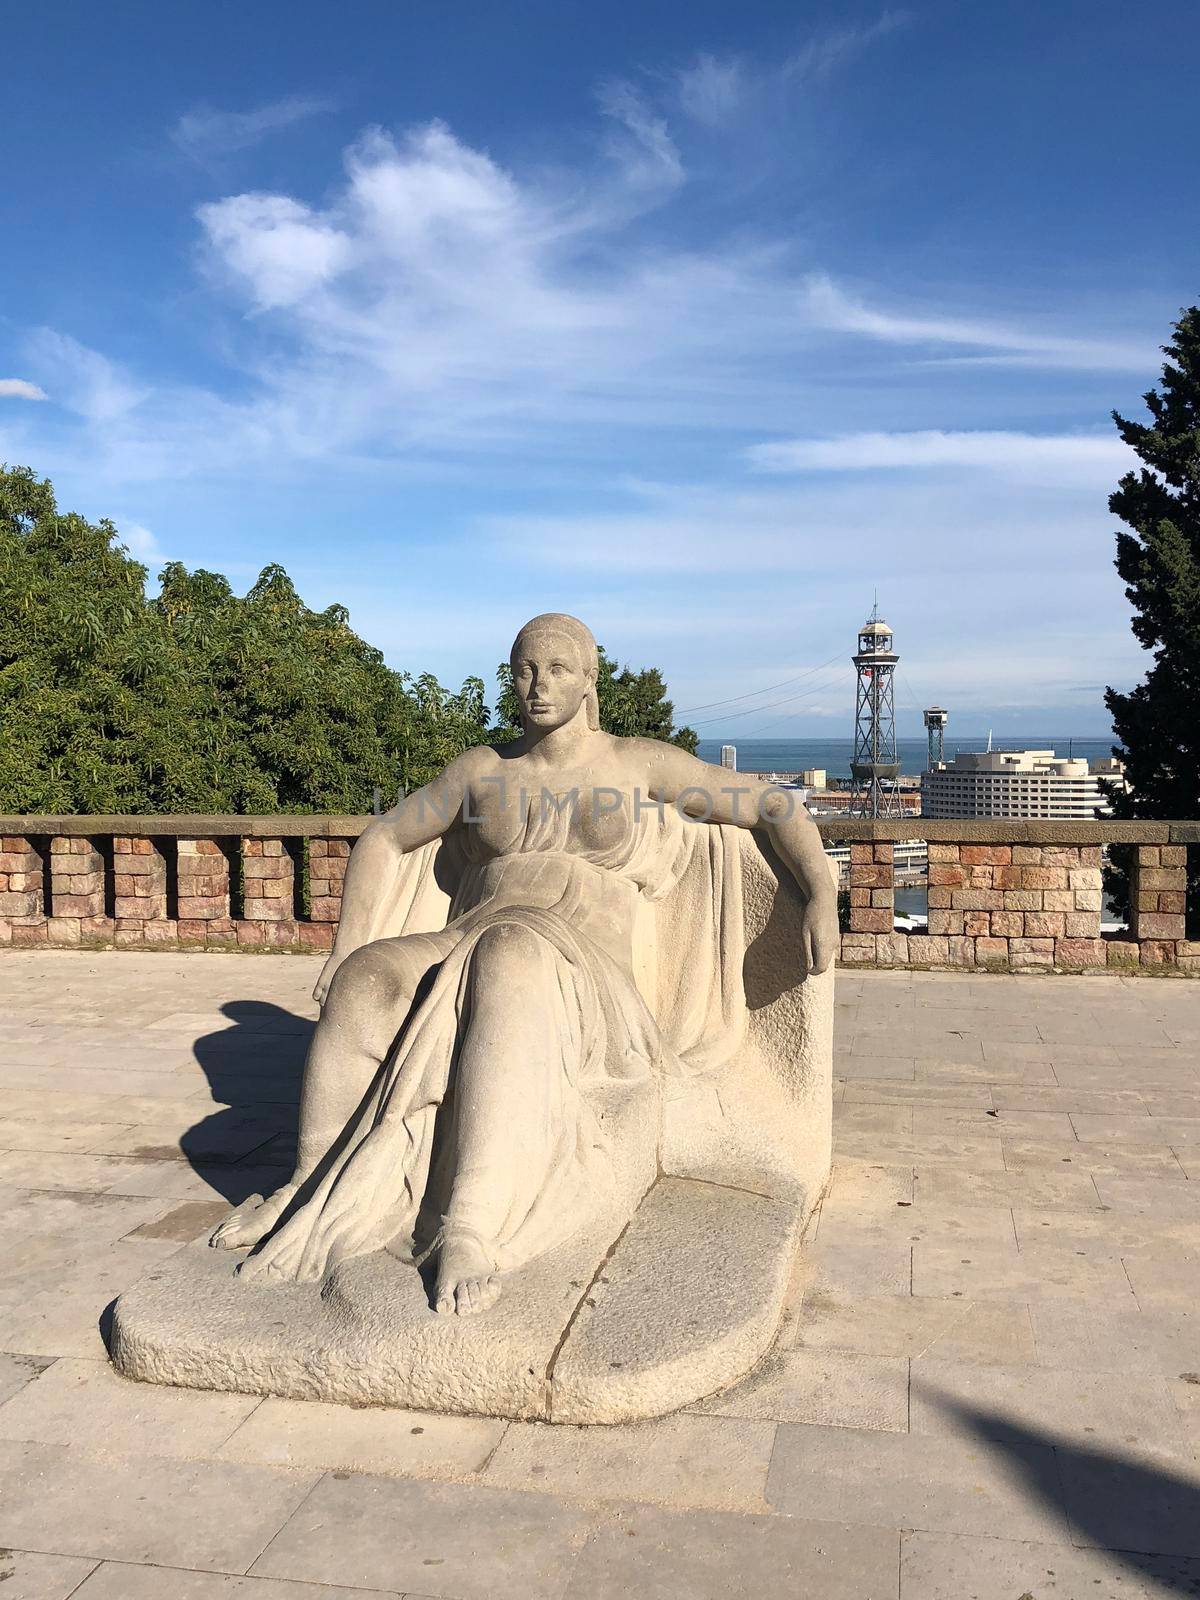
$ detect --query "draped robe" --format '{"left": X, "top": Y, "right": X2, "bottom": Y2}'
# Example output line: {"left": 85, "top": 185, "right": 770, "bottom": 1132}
{"left": 244, "top": 792, "right": 751, "bottom": 1284}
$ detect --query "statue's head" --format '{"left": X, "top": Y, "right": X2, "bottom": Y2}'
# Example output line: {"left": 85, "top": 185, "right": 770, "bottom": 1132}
{"left": 510, "top": 613, "right": 600, "bottom": 734}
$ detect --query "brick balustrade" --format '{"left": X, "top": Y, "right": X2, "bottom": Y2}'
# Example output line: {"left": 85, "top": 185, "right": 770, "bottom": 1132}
{"left": 0, "top": 815, "right": 1195, "bottom": 974}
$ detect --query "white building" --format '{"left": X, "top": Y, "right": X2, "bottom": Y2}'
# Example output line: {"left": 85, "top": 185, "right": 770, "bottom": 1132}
{"left": 922, "top": 749, "right": 1124, "bottom": 820}
{"left": 719, "top": 745, "right": 737, "bottom": 770}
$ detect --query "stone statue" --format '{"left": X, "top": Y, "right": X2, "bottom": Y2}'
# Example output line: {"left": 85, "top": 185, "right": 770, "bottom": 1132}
{"left": 113, "top": 613, "right": 837, "bottom": 1422}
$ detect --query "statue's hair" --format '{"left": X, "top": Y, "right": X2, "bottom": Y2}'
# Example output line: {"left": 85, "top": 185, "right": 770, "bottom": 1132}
{"left": 510, "top": 613, "right": 600, "bottom": 731}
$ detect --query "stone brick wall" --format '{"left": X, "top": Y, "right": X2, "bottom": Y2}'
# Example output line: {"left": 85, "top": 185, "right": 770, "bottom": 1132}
{"left": 0, "top": 816, "right": 1193, "bottom": 973}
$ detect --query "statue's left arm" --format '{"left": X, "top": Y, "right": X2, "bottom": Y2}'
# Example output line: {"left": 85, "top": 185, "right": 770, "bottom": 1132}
{"left": 639, "top": 743, "right": 839, "bottom": 975}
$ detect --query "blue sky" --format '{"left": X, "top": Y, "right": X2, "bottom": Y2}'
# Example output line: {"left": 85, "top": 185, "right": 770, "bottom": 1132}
{"left": 2, "top": 0, "right": 1195, "bottom": 739}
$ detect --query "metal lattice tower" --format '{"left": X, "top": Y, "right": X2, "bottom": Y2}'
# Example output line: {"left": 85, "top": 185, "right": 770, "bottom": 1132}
{"left": 923, "top": 706, "right": 949, "bottom": 770}
{"left": 848, "top": 607, "right": 902, "bottom": 818}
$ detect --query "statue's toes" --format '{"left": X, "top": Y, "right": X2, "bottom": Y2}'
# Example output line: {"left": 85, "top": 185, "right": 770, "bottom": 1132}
{"left": 210, "top": 1198, "right": 263, "bottom": 1249}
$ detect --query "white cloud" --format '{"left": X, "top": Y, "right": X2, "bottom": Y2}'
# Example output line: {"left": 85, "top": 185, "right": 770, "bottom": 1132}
{"left": 172, "top": 95, "right": 332, "bottom": 161}
{"left": 747, "top": 429, "right": 1131, "bottom": 484}
{"left": 198, "top": 193, "right": 353, "bottom": 310}
{"left": 117, "top": 520, "right": 167, "bottom": 566}
{"left": 596, "top": 81, "right": 684, "bottom": 189}
{"left": 22, "top": 330, "right": 146, "bottom": 421}
{"left": 783, "top": 10, "right": 911, "bottom": 80}
{"left": 676, "top": 55, "right": 745, "bottom": 127}
{"left": 0, "top": 378, "right": 47, "bottom": 401}
{"left": 803, "top": 274, "right": 1151, "bottom": 371}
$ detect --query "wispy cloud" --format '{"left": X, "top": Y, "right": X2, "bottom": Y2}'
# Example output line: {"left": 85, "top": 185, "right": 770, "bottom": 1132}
{"left": 117, "top": 520, "right": 167, "bottom": 566}
{"left": 596, "top": 80, "right": 684, "bottom": 189}
{"left": 803, "top": 274, "right": 1151, "bottom": 371}
{"left": 0, "top": 378, "right": 47, "bottom": 401}
{"left": 783, "top": 10, "right": 911, "bottom": 81}
{"left": 23, "top": 330, "right": 146, "bottom": 421}
{"left": 172, "top": 95, "right": 333, "bottom": 161}
{"left": 675, "top": 54, "right": 746, "bottom": 127}
{"left": 747, "top": 429, "right": 1131, "bottom": 483}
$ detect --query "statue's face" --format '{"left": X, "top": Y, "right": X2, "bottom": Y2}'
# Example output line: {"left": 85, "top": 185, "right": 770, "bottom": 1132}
{"left": 511, "top": 630, "right": 592, "bottom": 732}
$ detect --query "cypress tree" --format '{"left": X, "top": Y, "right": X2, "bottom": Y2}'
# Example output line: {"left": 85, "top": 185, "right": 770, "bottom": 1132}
{"left": 1103, "top": 308, "right": 1200, "bottom": 933}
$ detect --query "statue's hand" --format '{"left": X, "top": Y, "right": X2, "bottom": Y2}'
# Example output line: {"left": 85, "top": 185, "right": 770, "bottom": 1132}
{"left": 802, "top": 890, "right": 839, "bottom": 976}
{"left": 313, "top": 951, "right": 343, "bottom": 1007}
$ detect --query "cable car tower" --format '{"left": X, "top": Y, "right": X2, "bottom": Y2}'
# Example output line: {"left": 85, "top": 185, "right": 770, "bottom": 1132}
{"left": 923, "top": 706, "right": 949, "bottom": 769}
{"left": 848, "top": 606, "right": 902, "bottom": 818}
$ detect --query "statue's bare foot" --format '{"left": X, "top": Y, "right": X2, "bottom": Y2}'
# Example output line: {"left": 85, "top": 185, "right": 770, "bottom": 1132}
{"left": 434, "top": 1229, "right": 501, "bottom": 1316}
{"left": 209, "top": 1183, "right": 298, "bottom": 1251}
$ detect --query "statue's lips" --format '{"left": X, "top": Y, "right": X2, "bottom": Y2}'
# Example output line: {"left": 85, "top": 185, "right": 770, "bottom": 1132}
{"left": 528, "top": 704, "right": 555, "bottom": 714}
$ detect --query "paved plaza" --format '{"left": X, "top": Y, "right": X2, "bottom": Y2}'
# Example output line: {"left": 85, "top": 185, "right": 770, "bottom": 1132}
{"left": 0, "top": 952, "right": 1198, "bottom": 1598}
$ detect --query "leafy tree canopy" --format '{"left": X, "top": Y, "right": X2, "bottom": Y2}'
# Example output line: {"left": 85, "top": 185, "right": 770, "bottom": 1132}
{"left": 1103, "top": 307, "right": 1200, "bottom": 930}
{"left": 0, "top": 465, "right": 696, "bottom": 815}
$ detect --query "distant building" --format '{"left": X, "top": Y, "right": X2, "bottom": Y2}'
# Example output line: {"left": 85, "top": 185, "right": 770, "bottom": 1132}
{"left": 922, "top": 749, "right": 1126, "bottom": 820}
{"left": 719, "top": 745, "right": 737, "bottom": 770}
{"left": 798, "top": 767, "right": 827, "bottom": 788}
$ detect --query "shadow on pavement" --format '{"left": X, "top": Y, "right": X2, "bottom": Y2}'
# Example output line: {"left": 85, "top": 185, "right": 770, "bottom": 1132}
{"left": 929, "top": 1393, "right": 1200, "bottom": 1595}
{"left": 180, "top": 999, "right": 313, "bottom": 1205}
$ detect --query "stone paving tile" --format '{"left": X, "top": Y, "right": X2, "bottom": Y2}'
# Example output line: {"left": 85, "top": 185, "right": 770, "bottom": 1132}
{"left": 799, "top": 1293, "right": 1035, "bottom": 1365}
{"left": 252, "top": 1475, "right": 595, "bottom": 1599}
{"left": 0, "top": 1187, "right": 171, "bottom": 1260}
{"left": 918, "top": 1053, "right": 1058, "bottom": 1084}
{"left": 0, "top": 1356, "right": 260, "bottom": 1457}
{"left": 912, "top": 1239, "right": 1137, "bottom": 1302}
{"left": 825, "top": 1158, "right": 915, "bottom": 1209}
{"left": 1029, "top": 1303, "right": 1200, "bottom": 1380}
{"left": 766, "top": 1422, "right": 1072, "bottom": 1541}
{"left": 899, "top": 1529, "right": 1200, "bottom": 1598}
{"left": 835, "top": 1132, "right": 1008, "bottom": 1171}
{"left": 0, "top": 1549, "right": 98, "bottom": 1598}
{"left": 816, "top": 1200, "right": 1018, "bottom": 1248}
{"left": 570, "top": 1502, "right": 901, "bottom": 1599}
{"left": 1094, "top": 1175, "right": 1200, "bottom": 1215}
{"left": 913, "top": 1165, "right": 1103, "bottom": 1210}
{"left": 0, "top": 1118, "right": 138, "bottom": 1154}
{"left": 1122, "top": 1253, "right": 1200, "bottom": 1310}
{"left": 834, "top": 1103, "right": 914, "bottom": 1136}
{"left": 989, "top": 1085, "right": 1150, "bottom": 1115}
{"left": 1074, "top": 1111, "right": 1200, "bottom": 1146}
{"left": 0, "top": 1439, "right": 319, "bottom": 1573}
{"left": 72, "top": 1565, "right": 402, "bottom": 1599}
{"left": 0, "top": 1350, "right": 52, "bottom": 1407}
{"left": 0, "top": 1150, "right": 178, "bottom": 1193}
{"left": 1003, "top": 1136, "right": 1190, "bottom": 1178}
{"left": 910, "top": 1357, "right": 1190, "bottom": 1459}
{"left": 1058, "top": 1444, "right": 1200, "bottom": 1558}
{"left": 842, "top": 1079, "right": 996, "bottom": 1108}
{"left": 693, "top": 1348, "right": 909, "bottom": 1430}
{"left": 0, "top": 1239, "right": 182, "bottom": 1358}
{"left": 1014, "top": 1205, "right": 1200, "bottom": 1257}
{"left": 102, "top": 1159, "right": 287, "bottom": 1205}
{"left": 218, "top": 1395, "right": 506, "bottom": 1478}
{"left": 833, "top": 1054, "right": 917, "bottom": 1080}
{"left": 485, "top": 1413, "right": 776, "bottom": 1512}
{"left": 806, "top": 1234, "right": 913, "bottom": 1297}
{"left": 123, "top": 1199, "right": 232, "bottom": 1242}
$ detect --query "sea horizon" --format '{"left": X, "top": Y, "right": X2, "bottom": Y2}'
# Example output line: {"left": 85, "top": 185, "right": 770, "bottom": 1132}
{"left": 696, "top": 735, "right": 1119, "bottom": 781}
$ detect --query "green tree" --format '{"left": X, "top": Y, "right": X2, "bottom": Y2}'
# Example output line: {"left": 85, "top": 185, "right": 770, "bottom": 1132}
{"left": 1103, "top": 308, "right": 1200, "bottom": 933}
{"left": 0, "top": 465, "right": 491, "bottom": 813}
{"left": 492, "top": 645, "right": 699, "bottom": 751}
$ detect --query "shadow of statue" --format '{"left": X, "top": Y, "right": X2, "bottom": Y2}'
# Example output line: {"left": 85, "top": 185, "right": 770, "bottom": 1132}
{"left": 177, "top": 999, "right": 314, "bottom": 1205}
{"left": 920, "top": 1390, "right": 1200, "bottom": 1593}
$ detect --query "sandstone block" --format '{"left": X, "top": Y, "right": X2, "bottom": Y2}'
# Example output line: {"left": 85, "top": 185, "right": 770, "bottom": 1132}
{"left": 928, "top": 865, "right": 964, "bottom": 887}
{"left": 1055, "top": 938, "right": 1106, "bottom": 968}
{"left": 1012, "top": 846, "right": 1043, "bottom": 864}
{"left": 927, "top": 887, "right": 952, "bottom": 909}
{"left": 926, "top": 844, "right": 960, "bottom": 863}
{"left": 80, "top": 915, "right": 115, "bottom": 941}
{"left": 850, "top": 865, "right": 891, "bottom": 889}
{"left": 1068, "top": 868, "right": 1102, "bottom": 890}
{"left": 309, "top": 896, "right": 344, "bottom": 922}
{"left": 947, "top": 936, "right": 976, "bottom": 967}
{"left": 179, "top": 837, "right": 225, "bottom": 856}
{"left": 114, "top": 923, "right": 147, "bottom": 948}
{"left": 49, "top": 893, "right": 102, "bottom": 917}
{"left": 236, "top": 920, "right": 269, "bottom": 945}
{"left": 1139, "top": 939, "right": 1178, "bottom": 966}
{"left": 298, "top": 922, "right": 336, "bottom": 951}
{"left": 178, "top": 895, "right": 229, "bottom": 920}
{"left": 849, "top": 844, "right": 873, "bottom": 863}
{"left": 990, "top": 911, "right": 1023, "bottom": 938}
{"left": 1064, "top": 912, "right": 1099, "bottom": 938}
{"left": 1020, "top": 867, "right": 1068, "bottom": 890}
{"left": 1073, "top": 890, "right": 1101, "bottom": 912}
{"left": 993, "top": 865, "right": 1022, "bottom": 889}
{"left": 963, "top": 912, "right": 990, "bottom": 937}
{"left": 0, "top": 890, "right": 39, "bottom": 915}
{"left": 1159, "top": 890, "right": 1187, "bottom": 913}
{"left": 1134, "top": 846, "right": 1159, "bottom": 867}
{"left": 926, "top": 911, "right": 962, "bottom": 936}
{"left": 1024, "top": 912, "right": 1065, "bottom": 938}
{"left": 850, "top": 907, "right": 892, "bottom": 934}
{"left": 849, "top": 887, "right": 870, "bottom": 907}
{"left": 1105, "top": 940, "right": 1140, "bottom": 967}
{"left": 1135, "top": 913, "right": 1185, "bottom": 941}
{"left": 11, "top": 921, "right": 49, "bottom": 947}
{"left": 870, "top": 889, "right": 892, "bottom": 908}
{"left": 143, "top": 919, "right": 179, "bottom": 946}
{"left": 975, "top": 937, "right": 1011, "bottom": 966}
{"left": 1003, "top": 890, "right": 1042, "bottom": 911}
{"left": 1041, "top": 890, "right": 1073, "bottom": 912}
{"left": 951, "top": 889, "right": 1002, "bottom": 911}
{"left": 1159, "top": 845, "right": 1187, "bottom": 867}
{"left": 1137, "top": 867, "right": 1184, "bottom": 892}
{"left": 1010, "top": 938, "right": 1053, "bottom": 970}
{"left": 46, "top": 916, "right": 81, "bottom": 946}
{"left": 872, "top": 843, "right": 894, "bottom": 863}
{"left": 177, "top": 919, "right": 210, "bottom": 944}
{"left": 961, "top": 845, "right": 1011, "bottom": 866}
{"left": 262, "top": 839, "right": 285, "bottom": 856}
{"left": 907, "top": 936, "right": 950, "bottom": 967}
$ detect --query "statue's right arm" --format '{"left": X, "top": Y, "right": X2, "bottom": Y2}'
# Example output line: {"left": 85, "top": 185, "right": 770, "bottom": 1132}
{"left": 313, "top": 750, "right": 479, "bottom": 1003}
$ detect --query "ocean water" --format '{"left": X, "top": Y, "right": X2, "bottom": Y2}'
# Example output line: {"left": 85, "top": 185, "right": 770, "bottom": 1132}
{"left": 696, "top": 736, "right": 1118, "bottom": 779}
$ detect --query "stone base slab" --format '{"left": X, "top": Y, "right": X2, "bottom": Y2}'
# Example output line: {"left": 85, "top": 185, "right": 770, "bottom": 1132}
{"left": 110, "top": 1175, "right": 805, "bottom": 1425}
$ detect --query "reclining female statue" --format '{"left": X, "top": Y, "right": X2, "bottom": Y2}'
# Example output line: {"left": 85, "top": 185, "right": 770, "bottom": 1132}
{"left": 210, "top": 613, "right": 837, "bottom": 1317}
